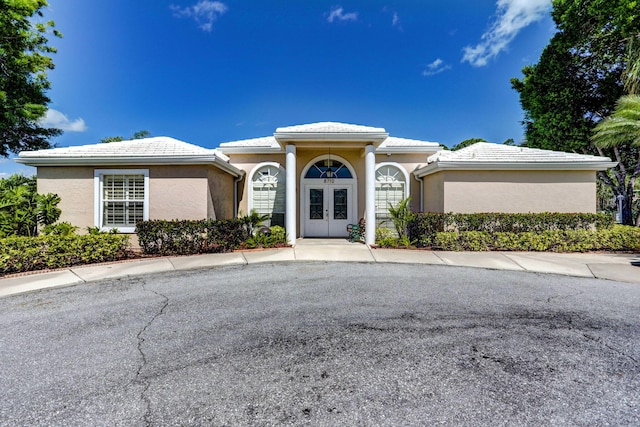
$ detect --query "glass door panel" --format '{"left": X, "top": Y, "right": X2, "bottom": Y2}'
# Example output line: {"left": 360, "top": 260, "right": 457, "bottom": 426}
{"left": 333, "top": 188, "right": 347, "bottom": 220}
{"left": 309, "top": 188, "right": 324, "bottom": 220}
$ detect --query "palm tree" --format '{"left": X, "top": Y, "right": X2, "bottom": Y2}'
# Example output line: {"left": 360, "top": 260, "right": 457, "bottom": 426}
{"left": 591, "top": 35, "right": 640, "bottom": 226}
{"left": 592, "top": 96, "right": 640, "bottom": 147}
{"left": 592, "top": 95, "right": 640, "bottom": 225}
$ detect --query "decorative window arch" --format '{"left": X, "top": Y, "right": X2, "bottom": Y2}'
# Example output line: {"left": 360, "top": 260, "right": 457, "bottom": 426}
{"left": 304, "top": 158, "right": 353, "bottom": 179}
{"left": 375, "top": 163, "right": 409, "bottom": 228}
{"left": 248, "top": 163, "right": 286, "bottom": 227}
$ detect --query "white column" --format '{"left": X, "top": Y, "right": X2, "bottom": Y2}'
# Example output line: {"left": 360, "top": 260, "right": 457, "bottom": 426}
{"left": 365, "top": 144, "right": 376, "bottom": 245}
{"left": 285, "top": 144, "right": 297, "bottom": 246}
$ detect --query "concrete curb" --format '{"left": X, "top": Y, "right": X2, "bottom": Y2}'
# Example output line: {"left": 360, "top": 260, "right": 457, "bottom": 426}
{"left": 1, "top": 241, "right": 638, "bottom": 298}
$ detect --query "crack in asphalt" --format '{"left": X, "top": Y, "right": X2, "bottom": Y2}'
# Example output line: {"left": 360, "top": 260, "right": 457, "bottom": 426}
{"left": 134, "top": 280, "right": 169, "bottom": 426}
{"left": 545, "top": 284, "right": 585, "bottom": 304}
{"left": 582, "top": 333, "right": 639, "bottom": 365}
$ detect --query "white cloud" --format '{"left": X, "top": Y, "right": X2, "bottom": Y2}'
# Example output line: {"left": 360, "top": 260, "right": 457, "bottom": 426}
{"left": 422, "top": 58, "right": 451, "bottom": 76}
{"left": 171, "top": 1, "right": 228, "bottom": 32}
{"left": 327, "top": 7, "right": 358, "bottom": 23}
{"left": 462, "top": 0, "right": 551, "bottom": 67}
{"left": 39, "top": 109, "right": 87, "bottom": 132}
{"left": 392, "top": 12, "right": 399, "bottom": 27}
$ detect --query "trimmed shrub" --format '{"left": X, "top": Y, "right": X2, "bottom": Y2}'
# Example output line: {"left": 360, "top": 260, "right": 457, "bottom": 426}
{"left": 136, "top": 219, "right": 248, "bottom": 255}
{"left": 429, "top": 226, "right": 640, "bottom": 252}
{"left": 243, "top": 225, "right": 288, "bottom": 249}
{"left": 409, "top": 212, "right": 614, "bottom": 247}
{"left": 0, "top": 234, "right": 131, "bottom": 275}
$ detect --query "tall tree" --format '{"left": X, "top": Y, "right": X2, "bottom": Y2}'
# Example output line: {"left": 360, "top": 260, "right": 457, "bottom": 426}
{"left": 511, "top": 0, "right": 639, "bottom": 225}
{"left": 0, "top": 0, "right": 62, "bottom": 157}
{"left": 99, "top": 130, "right": 151, "bottom": 143}
{"left": 451, "top": 138, "right": 486, "bottom": 151}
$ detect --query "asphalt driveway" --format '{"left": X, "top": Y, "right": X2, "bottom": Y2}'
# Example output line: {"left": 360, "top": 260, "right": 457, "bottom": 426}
{"left": 0, "top": 262, "right": 638, "bottom": 426}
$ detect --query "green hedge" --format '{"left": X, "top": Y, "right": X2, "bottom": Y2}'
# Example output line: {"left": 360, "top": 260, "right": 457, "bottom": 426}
{"left": 136, "top": 219, "right": 248, "bottom": 255}
{"left": 0, "top": 234, "right": 131, "bottom": 275}
{"left": 429, "top": 226, "right": 640, "bottom": 252}
{"left": 409, "top": 212, "right": 614, "bottom": 247}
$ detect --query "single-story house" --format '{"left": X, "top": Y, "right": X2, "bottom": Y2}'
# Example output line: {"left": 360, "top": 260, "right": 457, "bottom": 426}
{"left": 16, "top": 122, "right": 616, "bottom": 245}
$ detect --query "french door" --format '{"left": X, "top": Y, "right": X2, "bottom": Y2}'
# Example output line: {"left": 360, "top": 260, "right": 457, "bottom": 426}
{"left": 305, "top": 185, "right": 352, "bottom": 237}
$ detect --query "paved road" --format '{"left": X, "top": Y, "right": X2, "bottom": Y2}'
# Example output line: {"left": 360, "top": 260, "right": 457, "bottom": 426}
{"left": 0, "top": 262, "right": 638, "bottom": 426}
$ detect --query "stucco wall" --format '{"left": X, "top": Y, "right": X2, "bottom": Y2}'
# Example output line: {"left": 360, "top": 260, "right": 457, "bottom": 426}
{"left": 207, "top": 165, "right": 235, "bottom": 219}
{"left": 148, "top": 165, "right": 209, "bottom": 220}
{"left": 37, "top": 167, "right": 94, "bottom": 231}
{"left": 430, "top": 170, "right": 597, "bottom": 213}
{"left": 423, "top": 172, "right": 445, "bottom": 212}
{"left": 227, "top": 154, "right": 286, "bottom": 216}
{"left": 36, "top": 164, "right": 235, "bottom": 231}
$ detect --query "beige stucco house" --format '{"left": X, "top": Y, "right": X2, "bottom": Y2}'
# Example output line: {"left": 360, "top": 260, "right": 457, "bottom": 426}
{"left": 16, "top": 122, "right": 616, "bottom": 245}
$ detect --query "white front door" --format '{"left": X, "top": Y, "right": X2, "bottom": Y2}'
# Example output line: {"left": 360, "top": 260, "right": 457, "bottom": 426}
{"left": 305, "top": 184, "right": 352, "bottom": 237}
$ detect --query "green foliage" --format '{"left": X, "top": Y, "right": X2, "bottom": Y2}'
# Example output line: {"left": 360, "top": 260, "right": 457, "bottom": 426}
{"left": 592, "top": 95, "right": 640, "bottom": 148}
{"left": 136, "top": 219, "right": 248, "bottom": 255}
{"left": 0, "top": 0, "right": 62, "bottom": 156}
{"left": 0, "top": 174, "right": 61, "bottom": 237}
{"left": 86, "top": 226, "right": 119, "bottom": 235}
{"left": 99, "top": 130, "right": 151, "bottom": 143}
{"left": 408, "top": 212, "right": 614, "bottom": 247}
{"left": 386, "top": 197, "right": 413, "bottom": 239}
{"left": 0, "top": 234, "right": 130, "bottom": 274}
{"left": 511, "top": 0, "right": 640, "bottom": 225}
{"left": 243, "top": 225, "right": 288, "bottom": 249}
{"left": 451, "top": 138, "right": 486, "bottom": 151}
{"left": 375, "top": 226, "right": 416, "bottom": 248}
{"left": 41, "top": 221, "right": 78, "bottom": 236}
{"left": 239, "top": 209, "right": 270, "bottom": 236}
{"left": 430, "top": 226, "right": 640, "bottom": 252}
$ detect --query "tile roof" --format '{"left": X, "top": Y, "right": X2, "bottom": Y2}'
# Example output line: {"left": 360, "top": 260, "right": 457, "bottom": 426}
{"left": 219, "top": 136, "right": 279, "bottom": 149}
{"left": 20, "top": 136, "right": 223, "bottom": 158}
{"left": 379, "top": 136, "right": 440, "bottom": 149}
{"left": 275, "top": 122, "right": 386, "bottom": 134}
{"left": 428, "top": 142, "right": 611, "bottom": 163}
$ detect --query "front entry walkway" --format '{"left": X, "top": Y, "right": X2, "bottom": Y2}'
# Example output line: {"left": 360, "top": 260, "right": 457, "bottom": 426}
{"left": 1, "top": 247, "right": 638, "bottom": 298}
{"left": 294, "top": 238, "right": 375, "bottom": 262}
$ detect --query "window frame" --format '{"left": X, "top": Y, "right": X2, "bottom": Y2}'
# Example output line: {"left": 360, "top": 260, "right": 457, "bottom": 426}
{"left": 374, "top": 163, "right": 410, "bottom": 228}
{"left": 94, "top": 169, "right": 149, "bottom": 233}
{"left": 247, "top": 162, "right": 286, "bottom": 227}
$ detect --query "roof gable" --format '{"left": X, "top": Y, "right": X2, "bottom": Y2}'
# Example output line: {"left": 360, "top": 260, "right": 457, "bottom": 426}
{"left": 19, "top": 136, "right": 216, "bottom": 158}
{"left": 414, "top": 142, "right": 617, "bottom": 176}
{"left": 275, "top": 122, "right": 385, "bottom": 134}
{"left": 430, "top": 142, "right": 611, "bottom": 163}
{"left": 16, "top": 136, "right": 242, "bottom": 176}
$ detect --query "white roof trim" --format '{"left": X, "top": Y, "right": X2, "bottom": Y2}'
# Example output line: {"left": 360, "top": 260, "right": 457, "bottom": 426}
{"left": 16, "top": 137, "right": 244, "bottom": 177}
{"left": 414, "top": 160, "right": 618, "bottom": 177}
{"left": 274, "top": 122, "right": 389, "bottom": 146}
{"left": 414, "top": 142, "right": 617, "bottom": 177}
{"left": 376, "top": 136, "right": 443, "bottom": 154}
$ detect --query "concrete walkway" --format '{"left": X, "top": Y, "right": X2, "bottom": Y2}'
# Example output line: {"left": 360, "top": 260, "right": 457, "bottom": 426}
{"left": 1, "top": 238, "right": 638, "bottom": 297}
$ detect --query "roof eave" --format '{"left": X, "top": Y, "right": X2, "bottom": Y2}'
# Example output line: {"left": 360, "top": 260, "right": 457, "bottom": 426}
{"left": 216, "top": 146, "right": 284, "bottom": 155}
{"left": 15, "top": 155, "right": 245, "bottom": 177}
{"left": 274, "top": 131, "right": 389, "bottom": 148}
{"left": 413, "top": 161, "right": 619, "bottom": 177}
{"left": 377, "top": 146, "right": 443, "bottom": 154}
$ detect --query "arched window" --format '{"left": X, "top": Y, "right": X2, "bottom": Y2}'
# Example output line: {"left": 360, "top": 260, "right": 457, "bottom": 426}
{"left": 250, "top": 163, "right": 286, "bottom": 227}
{"left": 304, "top": 159, "right": 353, "bottom": 179}
{"left": 375, "top": 164, "right": 408, "bottom": 228}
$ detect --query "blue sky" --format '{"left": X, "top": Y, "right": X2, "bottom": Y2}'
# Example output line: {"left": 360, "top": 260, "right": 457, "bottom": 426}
{"left": 2, "top": 0, "right": 556, "bottom": 176}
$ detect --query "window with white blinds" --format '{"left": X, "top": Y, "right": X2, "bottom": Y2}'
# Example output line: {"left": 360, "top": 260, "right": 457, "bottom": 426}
{"left": 375, "top": 164, "right": 407, "bottom": 228}
{"left": 95, "top": 169, "right": 149, "bottom": 232}
{"left": 251, "top": 164, "right": 286, "bottom": 227}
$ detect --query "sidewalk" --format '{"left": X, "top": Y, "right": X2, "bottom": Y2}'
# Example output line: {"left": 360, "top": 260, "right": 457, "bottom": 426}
{"left": 1, "top": 239, "right": 638, "bottom": 297}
